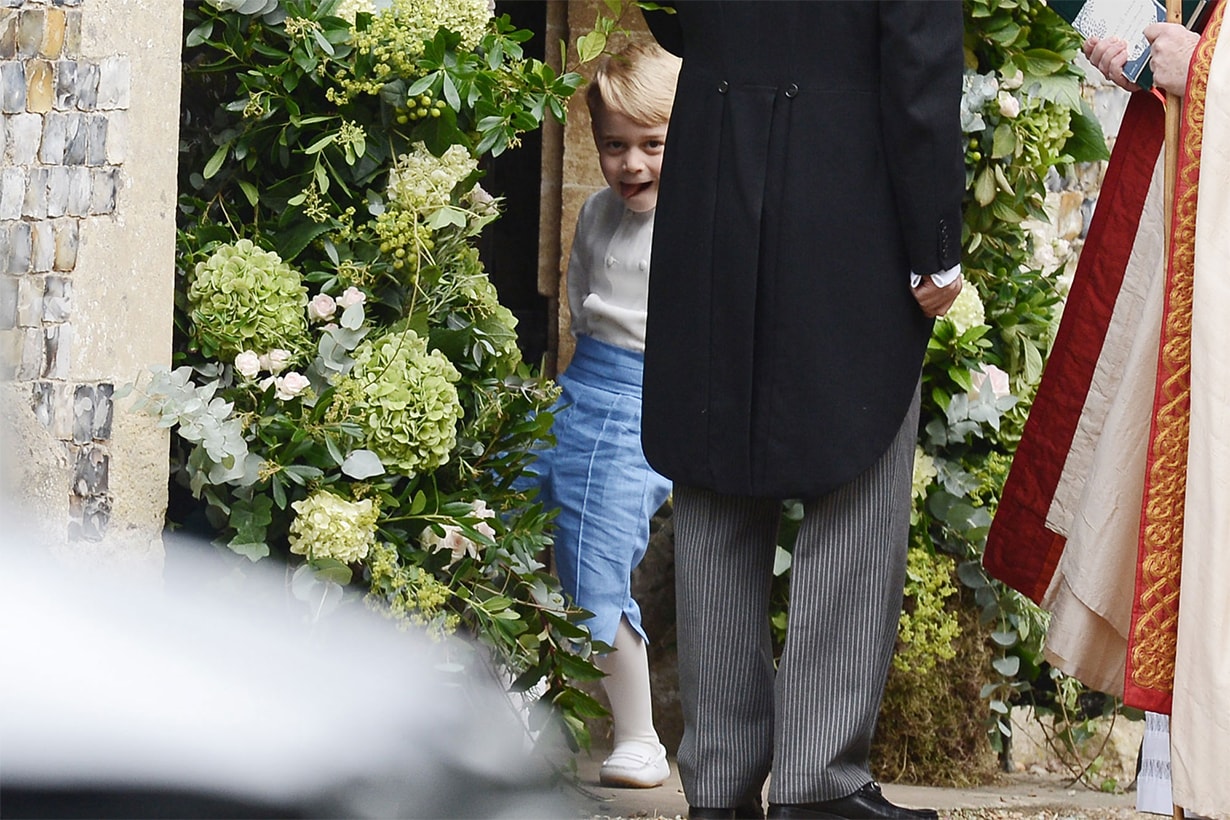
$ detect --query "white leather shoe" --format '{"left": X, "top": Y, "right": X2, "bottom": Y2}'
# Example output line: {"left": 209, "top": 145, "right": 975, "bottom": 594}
{"left": 599, "top": 741, "right": 670, "bottom": 788}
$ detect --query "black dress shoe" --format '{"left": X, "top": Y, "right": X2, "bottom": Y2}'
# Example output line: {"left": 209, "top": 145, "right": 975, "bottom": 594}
{"left": 766, "top": 781, "right": 938, "bottom": 819}
{"left": 688, "top": 796, "right": 765, "bottom": 819}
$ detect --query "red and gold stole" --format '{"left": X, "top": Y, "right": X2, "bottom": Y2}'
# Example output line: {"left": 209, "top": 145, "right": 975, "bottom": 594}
{"left": 1125, "top": 0, "right": 1226, "bottom": 713}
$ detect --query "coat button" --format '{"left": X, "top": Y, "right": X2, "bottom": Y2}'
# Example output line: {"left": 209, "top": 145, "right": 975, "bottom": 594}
{"left": 784, "top": 83, "right": 799, "bottom": 98}
{"left": 717, "top": 80, "right": 729, "bottom": 93}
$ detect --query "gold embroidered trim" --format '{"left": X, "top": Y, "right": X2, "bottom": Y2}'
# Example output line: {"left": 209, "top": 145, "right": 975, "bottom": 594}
{"left": 1128, "top": 0, "right": 1225, "bottom": 699}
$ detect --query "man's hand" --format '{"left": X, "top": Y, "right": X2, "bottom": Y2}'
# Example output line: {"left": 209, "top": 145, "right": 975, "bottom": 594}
{"left": 1145, "top": 23, "right": 1200, "bottom": 98}
{"left": 912, "top": 274, "right": 963, "bottom": 319}
{"left": 1083, "top": 36, "right": 1143, "bottom": 92}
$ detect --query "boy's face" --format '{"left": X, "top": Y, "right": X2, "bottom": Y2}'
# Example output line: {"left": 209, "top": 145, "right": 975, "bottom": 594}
{"left": 592, "top": 106, "right": 668, "bottom": 214}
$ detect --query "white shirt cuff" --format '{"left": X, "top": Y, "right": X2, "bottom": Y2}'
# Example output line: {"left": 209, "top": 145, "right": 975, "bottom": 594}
{"left": 910, "top": 264, "right": 962, "bottom": 288}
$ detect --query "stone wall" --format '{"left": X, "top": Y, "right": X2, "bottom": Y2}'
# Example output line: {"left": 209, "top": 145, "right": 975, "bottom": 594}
{"left": 0, "top": 0, "right": 179, "bottom": 572}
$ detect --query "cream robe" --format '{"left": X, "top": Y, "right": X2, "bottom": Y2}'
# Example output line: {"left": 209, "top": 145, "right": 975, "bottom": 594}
{"left": 1038, "top": 22, "right": 1229, "bottom": 819}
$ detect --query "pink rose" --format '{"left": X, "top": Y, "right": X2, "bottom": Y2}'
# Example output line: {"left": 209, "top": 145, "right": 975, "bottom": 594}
{"left": 337, "top": 287, "right": 366, "bottom": 309}
{"left": 308, "top": 293, "right": 338, "bottom": 322}
{"left": 970, "top": 364, "right": 1011, "bottom": 399}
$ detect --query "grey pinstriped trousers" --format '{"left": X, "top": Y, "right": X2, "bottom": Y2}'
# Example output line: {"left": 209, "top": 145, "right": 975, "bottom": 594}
{"left": 672, "top": 389, "right": 920, "bottom": 808}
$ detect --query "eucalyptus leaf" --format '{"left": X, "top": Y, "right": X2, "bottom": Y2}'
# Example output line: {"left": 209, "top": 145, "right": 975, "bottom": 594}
{"left": 341, "top": 449, "right": 385, "bottom": 479}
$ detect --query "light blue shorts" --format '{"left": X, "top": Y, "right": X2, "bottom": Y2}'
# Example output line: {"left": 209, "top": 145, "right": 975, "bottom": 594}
{"left": 529, "top": 335, "right": 672, "bottom": 646}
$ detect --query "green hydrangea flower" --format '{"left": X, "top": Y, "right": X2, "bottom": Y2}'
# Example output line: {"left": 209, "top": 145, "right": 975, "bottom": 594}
{"left": 187, "top": 239, "right": 309, "bottom": 361}
{"left": 346, "top": 329, "right": 463, "bottom": 474}
{"left": 911, "top": 446, "right": 938, "bottom": 503}
{"left": 288, "top": 491, "right": 379, "bottom": 564}
{"left": 942, "top": 283, "right": 987, "bottom": 337}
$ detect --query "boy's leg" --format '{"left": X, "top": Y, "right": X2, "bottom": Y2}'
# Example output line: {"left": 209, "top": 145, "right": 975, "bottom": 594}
{"left": 596, "top": 616, "right": 670, "bottom": 788}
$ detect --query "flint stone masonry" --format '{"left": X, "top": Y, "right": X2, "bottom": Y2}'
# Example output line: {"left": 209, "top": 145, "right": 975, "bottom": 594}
{"left": 1, "top": 0, "right": 177, "bottom": 572}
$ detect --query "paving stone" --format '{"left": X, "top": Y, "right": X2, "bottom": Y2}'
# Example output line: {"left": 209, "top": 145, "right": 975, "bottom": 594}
{"left": 18, "top": 324, "right": 41, "bottom": 379}
{"left": 103, "top": 107, "right": 124, "bottom": 163}
{"left": 65, "top": 164, "right": 88, "bottom": 215}
{"left": 25, "top": 56, "right": 51, "bottom": 111}
{"left": 64, "top": 109, "right": 85, "bottom": 163}
{"left": 5, "top": 217, "right": 30, "bottom": 273}
{"left": 38, "top": 6, "right": 63, "bottom": 58}
{"left": 0, "top": 10, "right": 17, "bottom": 59}
{"left": 22, "top": 164, "right": 48, "bottom": 218}
{"left": 93, "top": 382, "right": 113, "bottom": 439}
{"left": 96, "top": 55, "right": 128, "bottom": 109}
{"left": 0, "top": 273, "right": 17, "bottom": 329}
{"left": 53, "top": 215, "right": 76, "bottom": 270}
{"left": 83, "top": 110, "right": 105, "bottom": 165}
{"left": 7, "top": 110, "right": 41, "bottom": 162}
{"left": 0, "top": 166, "right": 25, "bottom": 219}
{"left": 40, "top": 107, "right": 68, "bottom": 162}
{"left": 46, "top": 164, "right": 69, "bottom": 217}
{"left": 1, "top": 59, "right": 25, "bottom": 112}
{"left": 71, "top": 441, "right": 109, "bottom": 496}
{"left": 16, "top": 7, "right": 41, "bottom": 59}
{"left": 89, "top": 165, "right": 117, "bottom": 213}
{"left": 62, "top": 7, "right": 79, "bottom": 54}
{"left": 0, "top": 328, "right": 19, "bottom": 380}
{"left": 30, "top": 219, "right": 54, "bottom": 270}
{"left": 42, "top": 319, "right": 69, "bottom": 378}
{"left": 43, "top": 272, "right": 69, "bottom": 322}
{"left": 74, "top": 57, "right": 95, "bottom": 109}
{"left": 15, "top": 269, "right": 41, "bottom": 323}
{"left": 53, "top": 57, "right": 75, "bottom": 108}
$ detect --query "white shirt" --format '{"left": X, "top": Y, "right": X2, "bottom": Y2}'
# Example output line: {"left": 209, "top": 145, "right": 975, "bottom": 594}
{"left": 567, "top": 188, "right": 655, "bottom": 353}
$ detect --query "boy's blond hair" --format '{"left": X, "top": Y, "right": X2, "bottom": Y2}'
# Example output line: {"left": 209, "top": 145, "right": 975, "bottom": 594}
{"left": 586, "top": 41, "right": 681, "bottom": 128}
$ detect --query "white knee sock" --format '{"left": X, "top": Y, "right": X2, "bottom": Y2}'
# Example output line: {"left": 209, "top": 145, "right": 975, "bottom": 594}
{"left": 596, "top": 617, "right": 662, "bottom": 750}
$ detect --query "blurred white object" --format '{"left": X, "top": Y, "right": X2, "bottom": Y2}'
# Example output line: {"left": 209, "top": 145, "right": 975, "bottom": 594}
{"left": 0, "top": 531, "right": 571, "bottom": 819}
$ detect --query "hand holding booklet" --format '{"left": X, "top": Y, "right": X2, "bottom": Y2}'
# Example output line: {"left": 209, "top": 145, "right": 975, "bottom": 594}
{"left": 1050, "top": 0, "right": 1210, "bottom": 85}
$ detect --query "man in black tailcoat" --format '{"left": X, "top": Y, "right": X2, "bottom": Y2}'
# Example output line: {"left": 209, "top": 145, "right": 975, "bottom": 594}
{"left": 639, "top": 3, "right": 966, "bottom": 818}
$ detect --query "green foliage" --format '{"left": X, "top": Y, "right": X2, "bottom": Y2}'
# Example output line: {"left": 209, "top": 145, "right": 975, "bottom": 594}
{"left": 140, "top": 0, "right": 620, "bottom": 757}
{"left": 872, "top": 597, "right": 1000, "bottom": 786}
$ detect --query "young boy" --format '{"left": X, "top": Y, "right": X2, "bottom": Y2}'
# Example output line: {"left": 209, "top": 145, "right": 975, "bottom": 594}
{"left": 532, "top": 41, "right": 680, "bottom": 788}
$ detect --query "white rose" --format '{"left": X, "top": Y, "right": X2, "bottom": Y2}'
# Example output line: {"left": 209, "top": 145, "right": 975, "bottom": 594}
{"left": 234, "top": 350, "right": 261, "bottom": 379}
{"left": 998, "top": 91, "right": 1021, "bottom": 119}
{"left": 261, "top": 348, "right": 292, "bottom": 374}
{"left": 308, "top": 293, "right": 338, "bottom": 322}
{"left": 337, "top": 286, "right": 366, "bottom": 308}
{"left": 275, "top": 371, "right": 311, "bottom": 401}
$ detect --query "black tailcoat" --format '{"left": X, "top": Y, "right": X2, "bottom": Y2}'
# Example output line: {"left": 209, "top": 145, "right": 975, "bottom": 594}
{"left": 641, "top": 1, "right": 965, "bottom": 498}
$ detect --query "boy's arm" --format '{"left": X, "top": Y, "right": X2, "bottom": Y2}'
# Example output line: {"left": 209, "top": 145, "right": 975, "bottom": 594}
{"left": 565, "top": 199, "right": 596, "bottom": 339}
